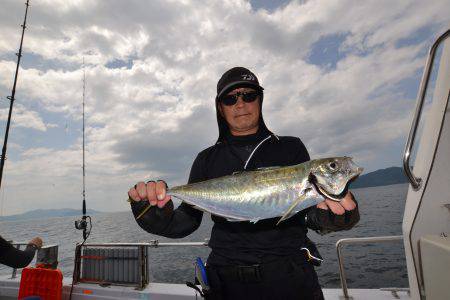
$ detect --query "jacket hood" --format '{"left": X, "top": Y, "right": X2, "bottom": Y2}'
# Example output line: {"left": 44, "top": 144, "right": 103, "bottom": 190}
{"left": 215, "top": 67, "right": 272, "bottom": 143}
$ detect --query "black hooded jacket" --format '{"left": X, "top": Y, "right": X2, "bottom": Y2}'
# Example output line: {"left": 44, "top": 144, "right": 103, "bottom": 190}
{"left": 131, "top": 75, "right": 359, "bottom": 265}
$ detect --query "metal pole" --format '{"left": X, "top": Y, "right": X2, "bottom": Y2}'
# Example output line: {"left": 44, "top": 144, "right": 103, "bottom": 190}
{"left": 0, "top": 0, "right": 31, "bottom": 190}
{"left": 336, "top": 242, "right": 349, "bottom": 299}
{"left": 336, "top": 235, "right": 403, "bottom": 299}
{"left": 82, "top": 58, "right": 87, "bottom": 240}
{"left": 79, "top": 239, "right": 210, "bottom": 248}
{"left": 402, "top": 29, "right": 450, "bottom": 190}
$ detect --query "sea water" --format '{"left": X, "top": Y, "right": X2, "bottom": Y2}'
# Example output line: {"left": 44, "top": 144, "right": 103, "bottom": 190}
{"left": 0, "top": 183, "right": 408, "bottom": 288}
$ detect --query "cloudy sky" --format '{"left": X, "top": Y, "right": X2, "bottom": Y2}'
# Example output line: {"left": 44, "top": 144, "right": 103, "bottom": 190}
{"left": 0, "top": 0, "right": 448, "bottom": 215}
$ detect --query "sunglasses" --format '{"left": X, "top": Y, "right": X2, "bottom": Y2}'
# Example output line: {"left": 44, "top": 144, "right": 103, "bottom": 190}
{"left": 219, "top": 90, "right": 260, "bottom": 106}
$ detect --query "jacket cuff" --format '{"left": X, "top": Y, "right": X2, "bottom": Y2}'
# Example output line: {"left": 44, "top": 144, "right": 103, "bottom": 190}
{"left": 130, "top": 200, "right": 174, "bottom": 233}
{"left": 25, "top": 244, "right": 39, "bottom": 252}
{"left": 306, "top": 194, "right": 360, "bottom": 235}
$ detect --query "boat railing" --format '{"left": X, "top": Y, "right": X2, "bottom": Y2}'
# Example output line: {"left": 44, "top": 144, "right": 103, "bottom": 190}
{"left": 8, "top": 237, "right": 409, "bottom": 296}
{"left": 5, "top": 243, "right": 59, "bottom": 279}
{"left": 80, "top": 239, "right": 210, "bottom": 248}
{"left": 336, "top": 235, "right": 408, "bottom": 299}
{"left": 5, "top": 240, "right": 209, "bottom": 282}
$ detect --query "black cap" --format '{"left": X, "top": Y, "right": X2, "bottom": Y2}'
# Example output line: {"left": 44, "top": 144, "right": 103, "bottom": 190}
{"left": 216, "top": 67, "right": 264, "bottom": 100}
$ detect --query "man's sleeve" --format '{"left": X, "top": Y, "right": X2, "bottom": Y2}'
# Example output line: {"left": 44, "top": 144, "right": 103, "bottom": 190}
{"left": 291, "top": 137, "right": 360, "bottom": 234}
{"left": 305, "top": 193, "right": 360, "bottom": 235}
{"left": 130, "top": 154, "right": 205, "bottom": 238}
{"left": 0, "top": 236, "right": 36, "bottom": 268}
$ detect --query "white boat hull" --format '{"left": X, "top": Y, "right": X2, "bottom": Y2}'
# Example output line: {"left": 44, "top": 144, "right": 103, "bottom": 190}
{"left": 0, "top": 274, "right": 410, "bottom": 300}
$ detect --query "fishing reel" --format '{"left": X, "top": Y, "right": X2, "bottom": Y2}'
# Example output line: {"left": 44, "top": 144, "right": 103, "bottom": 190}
{"left": 74, "top": 218, "right": 87, "bottom": 230}
{"left": 75, "top": 215, "right": 92, "bottom": 241}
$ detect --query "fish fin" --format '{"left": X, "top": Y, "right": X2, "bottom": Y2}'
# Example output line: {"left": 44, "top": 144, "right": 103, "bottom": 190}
{"left": 255, "top": 166, "right": 280, "bottom": 171}
{"left": 170, "top": 195, "right": 211, "bottom": 214}
{"left": 232, "top": 167, "right": 280, "bottom": 175}
{"left": 276, "top": 193, "right": 308, "bottom": 226}
{"left": 225, "top": 217, "right": 245, "bottom": 222}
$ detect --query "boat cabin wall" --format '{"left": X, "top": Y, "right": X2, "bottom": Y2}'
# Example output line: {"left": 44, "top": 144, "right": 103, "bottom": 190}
{"left": 402, "top": 31, "right": 450, "bottom": 299}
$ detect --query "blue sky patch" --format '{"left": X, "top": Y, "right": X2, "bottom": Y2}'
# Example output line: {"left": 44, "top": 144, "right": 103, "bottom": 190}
{"left": 307, "top": 33, "right": 348, "bottom": 70}
{"left": 396, "top": 25, "right": 436, "bottom": 49}
{"left": 0, "top": 105, "right": 81, "bottom": 153}
{"left": 20, "top": 52, "right": 78, "bottom": 72}
{"left": 395, "top": 72, "right": 422, "bottom": 101}
{"left": 250, "top": 0, "right": 291, "bottom": 11}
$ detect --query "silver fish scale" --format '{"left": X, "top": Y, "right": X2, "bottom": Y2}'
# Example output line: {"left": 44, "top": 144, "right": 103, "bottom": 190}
{"left": 168, "top": 162, "right": 319, "bottom": 222}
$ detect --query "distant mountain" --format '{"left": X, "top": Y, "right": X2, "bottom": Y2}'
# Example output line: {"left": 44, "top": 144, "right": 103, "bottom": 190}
{"left": 351, "top": 166, "right": 408, "bottom": 189}
{"left": 0, "top": 208, "right": 100, "bottom": 222}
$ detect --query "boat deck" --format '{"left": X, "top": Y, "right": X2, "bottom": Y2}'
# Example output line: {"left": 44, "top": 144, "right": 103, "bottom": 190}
{"left": 0, "top": 274, "right": 410, "bottom": 299}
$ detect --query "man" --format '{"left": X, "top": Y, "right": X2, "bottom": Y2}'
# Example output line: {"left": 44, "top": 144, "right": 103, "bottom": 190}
{"left": 128, "top": 67, "right": 359, "bottom": 300}
{"left": 0, "top": 236, "right": 42, "bottom": 268}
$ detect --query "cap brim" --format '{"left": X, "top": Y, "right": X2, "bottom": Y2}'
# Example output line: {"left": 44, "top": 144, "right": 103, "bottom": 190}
{"left": 217, "top": 81, "right": 264, "bottom": 100}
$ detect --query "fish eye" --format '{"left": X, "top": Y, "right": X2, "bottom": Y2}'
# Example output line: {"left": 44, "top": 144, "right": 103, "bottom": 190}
{"left": 328, "top": 162, "right": 337, "bottom": 170}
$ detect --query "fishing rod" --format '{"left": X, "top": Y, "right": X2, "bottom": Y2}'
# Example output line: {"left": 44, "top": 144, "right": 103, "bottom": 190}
{"left": 72, "top": 59, "right": 92, "bottom": 299}
{"left": 0, "top": 0, "right": 31, "bottom": 191}
{"left": 74, "top": 59, "right": 91, "bottom": 242}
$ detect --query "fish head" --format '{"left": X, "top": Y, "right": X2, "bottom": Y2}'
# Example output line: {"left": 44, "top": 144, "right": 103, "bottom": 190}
{"left": 309, "top": 157, "right": 363, "bottom": 201}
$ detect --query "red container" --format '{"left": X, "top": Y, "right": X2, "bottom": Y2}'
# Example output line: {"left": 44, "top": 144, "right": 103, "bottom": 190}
{"left": 18, "top": 267, "right": 63, "bottom": 300}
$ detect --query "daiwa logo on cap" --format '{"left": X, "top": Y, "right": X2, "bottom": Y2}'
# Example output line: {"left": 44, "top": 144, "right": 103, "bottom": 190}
{"left": 241, "top": 74, "right": 256, "bottom": 81}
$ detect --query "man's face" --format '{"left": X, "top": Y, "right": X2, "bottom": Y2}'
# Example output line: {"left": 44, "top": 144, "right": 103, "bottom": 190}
{"left": 218, "top": 87, "right": 261, "bottom": 136}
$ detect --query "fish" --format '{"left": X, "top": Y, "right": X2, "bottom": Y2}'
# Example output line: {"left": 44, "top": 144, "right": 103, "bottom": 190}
{"left": 132, "top": 157, "right": 363, "bottom": 224}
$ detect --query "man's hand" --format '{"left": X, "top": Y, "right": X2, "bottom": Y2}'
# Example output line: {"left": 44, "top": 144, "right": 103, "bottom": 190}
{"left": 28, "top": 237, "right": 43, "bottom": 249}
{"left": 316, "top": 192, "right": 356, "bottom": 214}
{"left": 307, "top": 191, "right": 359, "bottom": 234}
{"left": 128, "top": 180, "right": 171, "bottom": 208}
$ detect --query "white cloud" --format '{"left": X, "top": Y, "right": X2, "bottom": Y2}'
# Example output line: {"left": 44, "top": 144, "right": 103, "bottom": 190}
{"left": 0, "top": 0, "right": 449, "bottom": 214}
